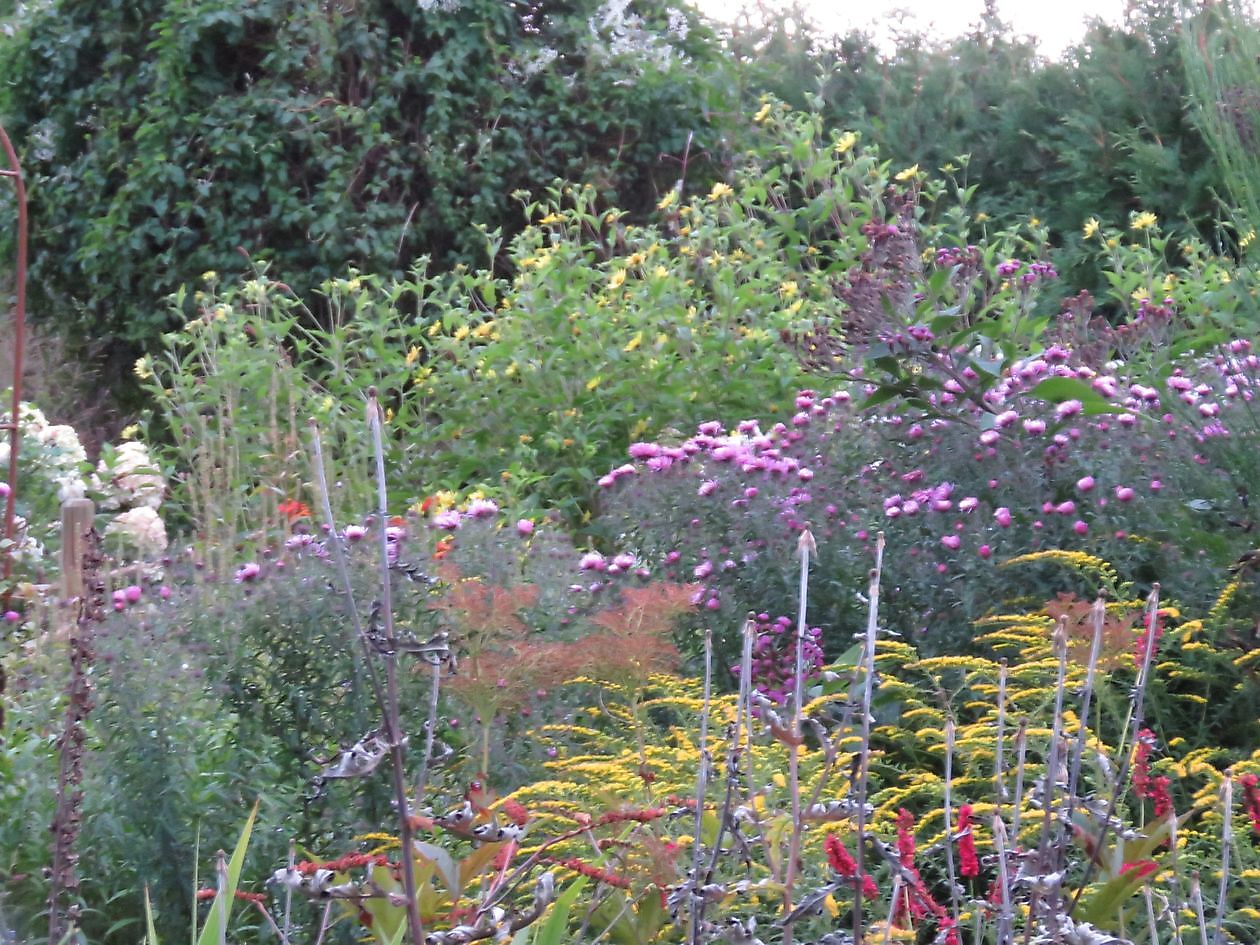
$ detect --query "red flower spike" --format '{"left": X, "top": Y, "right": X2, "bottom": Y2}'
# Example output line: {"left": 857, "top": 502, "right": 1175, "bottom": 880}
{"left": 861, "top": 874, "right": 880, "bottom": 901}
{"left": 1239, "top": 773, "right": 1260, "bottom": 835}
{"left": 1120, "top": 860, "right": 1159, "bottom": 880}
{"left": 1151, "top": 776, "right": 1174, "bottom": 819}
{"left": 1132, "top": 729, "right": 1157, "bottom": 799}
{"left": 824, "top": 833, "right": 858, "bottom": 876}
{"left": 892, "top": 810, "right": 928, "bottom": 926}
{"left": 501, "top": 798, "right": 530, "bottom": 826}
{"left": 549, "top": 857, "right": 631, "bottom": 889}
{"left": 957, "top": 804, "right": 980, "bottom": 878}
{"left": 823, "top": 834, "right": 879, "bottom": 900}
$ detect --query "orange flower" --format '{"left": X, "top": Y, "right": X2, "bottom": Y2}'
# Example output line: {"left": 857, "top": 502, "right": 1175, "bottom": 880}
{"left": 278, "top": 499, "right": 311, "bottom": 521}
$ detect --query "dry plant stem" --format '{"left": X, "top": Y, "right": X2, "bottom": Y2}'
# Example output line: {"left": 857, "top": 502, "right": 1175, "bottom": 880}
{"left": 414, "top": 660, "right": 443, "bottom": 801}
{"left": 882, "top": 876, "right": 903, "bottom": 945}
{"left": 308, "top": 420, "right": 387, "bottom": 712}
{"left": 283, "top": 839, "right": 295, "bottom": 943}
{"left": 216, "top": 850, "right": 228, "bottom": 945}
{"left": 992, "top": 816, "right": 1014, "bottom": 945}
{"left": 995, "top": 659, "right": 1009, "bottom": 806}
{"left": 1068, "top": 584, "right": 1161, "bottom": 916}
{"left": 1143, "top": 885, "right": 1159, "bottom": 945}
{"left": 738, "top": 614, "right": 755, "bottom": 780}
{"left": 1190, "top": 872, "right": 1209, "bottom": 945}
{"left": 1167, "top": 815, "right": 1186, "bottom": 945}
{"left": 252, "top": 899, "right": 291, "bottom": 945}
{"left": 312, "top": 901, "right": 335, "bottom": 945}
{"left": 1213, "top": 776, "right": 1233, "bottom": 945}
{"left": 781, "top": 528, "right": 815, "bottom": 945}
{"left": 689, "top": 629, "right": 713, "bottom": 945}
{"left": 1012, "top": 718, "right": 1029, "bottom": 842}
{"left": 736, "top": 614, "right": 769, "bottom": 848}
{"left": 943, "top": 718, "right": 961, "bottom": 933}
{"left": 368, "top": 394, "right": 425, "bottom": 945}
{"left": 1031, "top": 617, "right": 1069, "bottom": 930}
{"left": 853, "top": 531, "right": 885, "bottom": 945}
{"left": 701, "top": 625, "right": 751, "bottom": 896}
{"left": 1067, "top": 596, "right": 1106, "bottom": 807}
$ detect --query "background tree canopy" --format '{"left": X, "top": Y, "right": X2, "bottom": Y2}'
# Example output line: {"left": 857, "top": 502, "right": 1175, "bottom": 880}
{"left": 0, "top": 0, "right": 1252, "bottom": 377}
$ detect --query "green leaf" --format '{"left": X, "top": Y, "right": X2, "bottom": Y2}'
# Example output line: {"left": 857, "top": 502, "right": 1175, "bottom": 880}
{"left": 534, "top": 877, "right": 588, "bottom": 945}
{"left": 195, "top": 801, "right": 258, "bottom": 945}
{"left": 144, "top": 887, "right": 160, "bottom": 945}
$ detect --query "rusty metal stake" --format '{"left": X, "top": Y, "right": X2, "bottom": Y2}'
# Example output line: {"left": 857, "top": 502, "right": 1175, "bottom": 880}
{"left": 1, "top": 122, "right": 28, "bottom": 589}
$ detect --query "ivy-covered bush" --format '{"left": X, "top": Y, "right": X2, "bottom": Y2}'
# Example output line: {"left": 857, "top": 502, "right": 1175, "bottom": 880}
{"left": 0, "top": 0, "right": 727, "bottom": 358}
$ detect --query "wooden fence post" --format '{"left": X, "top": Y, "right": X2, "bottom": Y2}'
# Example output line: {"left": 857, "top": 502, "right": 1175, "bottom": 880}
{"left": 59, "top": 498, "right": 94, "bottom": 604}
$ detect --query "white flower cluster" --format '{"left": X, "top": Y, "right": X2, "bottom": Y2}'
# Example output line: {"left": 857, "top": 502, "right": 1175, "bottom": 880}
{"left": 95, "top": 440, "right": 168, "bottom": 559}
{"left": 587, "top": 0, "right": 689, "bottom": 73}
{"left": 1, "top": 401, "right": 169, "bottom": 569}
{"left": 93, "top": 441, "right": 164, "bottom": 510}
{"left": 0, "top": 402, "right": 88, "bottom": 504}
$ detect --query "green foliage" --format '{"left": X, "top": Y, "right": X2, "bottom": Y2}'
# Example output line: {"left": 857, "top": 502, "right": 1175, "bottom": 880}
{"left": 740, "top": 1, "right": 1225, "bottom": 296}
{"left": 1183, "top": 0, "right": 1260, "bottom": 238}
{"left": 0, "top": 0, "right": 728, "bottom": 359}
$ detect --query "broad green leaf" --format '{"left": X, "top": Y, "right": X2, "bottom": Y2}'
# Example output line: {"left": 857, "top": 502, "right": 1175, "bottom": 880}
{"left": 534, "top": 877, "right": 588, "bottom": 945}
{"left": 144, "top": 887, "right": 160, "bottom": 945}
{"left": 195, "top": 801, "right": 258, "bottom": 945}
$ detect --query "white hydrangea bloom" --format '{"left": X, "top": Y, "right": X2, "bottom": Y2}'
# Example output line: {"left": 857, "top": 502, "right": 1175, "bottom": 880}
{"left": 94, "top": 441, "right": 165, "bottom": 511}
{"left": 104, "top": 506, "right": 168, "bottom": 559}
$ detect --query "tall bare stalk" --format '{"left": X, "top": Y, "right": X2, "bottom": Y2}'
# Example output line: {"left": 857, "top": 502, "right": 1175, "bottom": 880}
{"left": 1030, "top": 616, "right": 1070, "bottom": 932}
{"left": 689, "top": 629, "right": 714, "bottom": 945}
{"left": 1068, "top": 584, "right": 1161, "bottom": 916}
{"left": 781, "top": 528, "right": 816, "bottom": 945}
{"left": 366, "top": 392, "right": 425, "bottom": 945}
{"left": 1067, "top": 596, "right": 1106, "bottom": 807}
{"left": 853, "top": 531, "right": 885, "bottom": 945}
{"left": 1213, "top": 776, "right": 1234, "bottom": 945}
{"left": 992, "top": 815, "right": 1014, "bottom": 945}
{"left": 1012, "top": 718, "right": 1029, "bottom": 843}
{"left": 943, "top": 718, "right": 960, "bottom": 933}
{"left": 994, "top": 659, "right": 1009, "bottom": 807}
{"left": 48, "top": 512, "right": 103, "bottom": 945}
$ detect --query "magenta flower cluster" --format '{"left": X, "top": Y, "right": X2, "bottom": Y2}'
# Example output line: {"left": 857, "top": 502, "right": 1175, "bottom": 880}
{"left": 730, "top": 613, "right": 825, "bottom": 705}
{"left": 595, "top": 336, "right": 1259, "bottom": 641}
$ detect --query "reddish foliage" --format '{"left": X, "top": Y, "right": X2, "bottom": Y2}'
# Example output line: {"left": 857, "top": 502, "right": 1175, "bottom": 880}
{"left": 278, "top": 499, "right": 311, "bottom": 521}
{"left": 1043, "top": 593, "right": 1141, "bottom": 672}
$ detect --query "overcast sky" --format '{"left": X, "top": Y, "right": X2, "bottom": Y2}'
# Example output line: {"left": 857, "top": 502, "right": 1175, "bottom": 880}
{"left": 691, "top": 0, "right": 1129, "bottom": 57}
